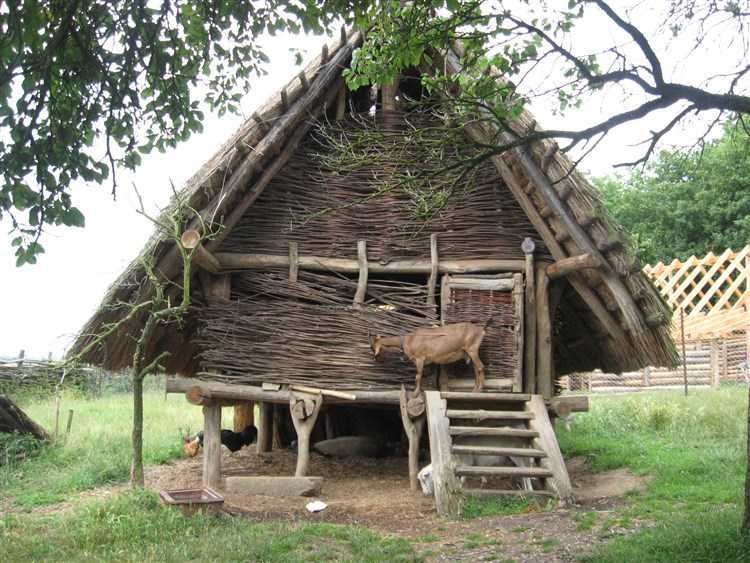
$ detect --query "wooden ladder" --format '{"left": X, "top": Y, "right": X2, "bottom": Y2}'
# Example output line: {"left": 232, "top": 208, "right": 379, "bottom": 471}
{"left": 425, "top": 390, "right": 572, "bottom": 517}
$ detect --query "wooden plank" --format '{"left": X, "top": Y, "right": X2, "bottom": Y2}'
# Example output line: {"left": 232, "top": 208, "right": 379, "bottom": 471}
{"left": 450, "top": 425, "right": 539, "bottom": 439}
{"left": 446, "top": 409, "right": 533, "bottom": 420}
{"left": 525, "top": 395, "right": 572, "bottom": 501}
{"left": 425, "top": 390, "right": 461, "bottom": 518}
{"left": 452, "top": 445, "right": 546, "bottom": 458}
{"left": 692, "top": 246, "right": 750, "bottom": 315}
{"left": 440, "top": 392, "right": 531, "bottom": 402}
{"left": 681, "top": 248, "right": 733, "bottom": 315}
{"left": 445, "top": 377, "right": 514, "bottom": 391}
{"left": 446, "top": 278, "right": 517, "bottom": 291}
{"left": 456, "top": 466, "right": 553, "bottom": 478}
{"left": 463, "top": 488, "right": 554, "bottom": 499}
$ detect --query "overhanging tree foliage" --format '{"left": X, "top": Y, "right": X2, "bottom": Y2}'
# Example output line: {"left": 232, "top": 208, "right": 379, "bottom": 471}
{"left": 4, "top": 0, "right": 750, "bottom": 265}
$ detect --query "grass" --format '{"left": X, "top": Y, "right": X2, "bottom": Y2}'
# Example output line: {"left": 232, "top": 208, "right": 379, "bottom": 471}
{"left": 558, "top": 386, "right": 750, "bottom": 561}
{"left": 461, "top": 495, "right": 543, "bottom": 520}
{"left": 0, "top": 384, "right": 422, "bottom": 562}
{"left": 1, "top": 386, "right": 204, "bottom": 508}
{"left": 2, "top": 383, "right": 750, "bottom": 561}
{"left": 0, "top": 488, "right": 418, "bottom": 562}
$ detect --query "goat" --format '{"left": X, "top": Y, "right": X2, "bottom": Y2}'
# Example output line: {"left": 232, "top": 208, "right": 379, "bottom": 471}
{"left": 370, "top": 318, "right": 492, "bottom": 396}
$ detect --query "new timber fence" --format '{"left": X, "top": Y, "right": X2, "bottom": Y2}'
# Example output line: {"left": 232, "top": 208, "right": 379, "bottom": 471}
{"left": 563, "top": 334, "right": 749, "bottom": 392}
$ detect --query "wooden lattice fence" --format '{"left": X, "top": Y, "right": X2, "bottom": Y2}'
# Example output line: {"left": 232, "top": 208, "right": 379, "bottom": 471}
{"left": 644, "top": 246, "right": 750, "bottom": 339}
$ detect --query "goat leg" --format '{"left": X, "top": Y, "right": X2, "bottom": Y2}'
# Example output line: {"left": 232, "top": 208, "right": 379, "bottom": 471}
{"left": 412, "top": 359, "right": 425, "bottom": 397}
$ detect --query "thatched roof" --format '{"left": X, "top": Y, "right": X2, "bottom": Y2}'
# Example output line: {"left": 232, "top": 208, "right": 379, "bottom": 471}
{"left": 69, "top": 29, "right": 677, "bottom": 378}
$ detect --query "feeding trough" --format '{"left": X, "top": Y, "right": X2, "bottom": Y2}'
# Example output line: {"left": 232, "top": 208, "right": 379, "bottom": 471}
{"left": 159, "top": 487, "right": 224, "bottom": 516}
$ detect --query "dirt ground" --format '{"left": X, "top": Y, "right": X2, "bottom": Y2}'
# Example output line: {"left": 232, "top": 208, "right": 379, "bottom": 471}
{"left": 142, "top": 448, "right": 652, "bottom": 562}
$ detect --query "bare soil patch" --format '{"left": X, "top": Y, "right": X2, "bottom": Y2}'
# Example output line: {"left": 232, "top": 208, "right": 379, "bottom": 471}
{"left": 142, "top": 448, "right": 652, "bottom": 561}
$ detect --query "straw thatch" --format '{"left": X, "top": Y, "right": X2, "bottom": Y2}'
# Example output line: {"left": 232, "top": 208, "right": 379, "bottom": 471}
{"left": 68, "top": 28, "right": 677, "bottom": 388}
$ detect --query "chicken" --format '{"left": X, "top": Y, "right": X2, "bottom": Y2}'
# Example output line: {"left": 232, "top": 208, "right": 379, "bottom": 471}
{"left": 184, "top": 437, "right": 201, "bottom": 458}
{"left": 183, "top": 424, "right": 258, "bottom": 456}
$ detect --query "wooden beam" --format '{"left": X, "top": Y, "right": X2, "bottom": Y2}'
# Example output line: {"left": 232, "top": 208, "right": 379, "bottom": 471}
{"left": 214, "top": 252, "right": 526, "bottom": 274}
{"left": 290, "top": 392, "right": 323, "bottom": 477}
{"left": 546, "top": 253, "right": 601, "bottom": 280}
{"left": 399, "top": 386, "right": 426, "bottom": 492}
{"left": 168, "top": 378, "right": 403, "bottom": 406}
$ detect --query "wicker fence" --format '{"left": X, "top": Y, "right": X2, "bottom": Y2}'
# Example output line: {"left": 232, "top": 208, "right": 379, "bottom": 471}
{"left": 563, "top": 335, "right": 749, "bottom": 392}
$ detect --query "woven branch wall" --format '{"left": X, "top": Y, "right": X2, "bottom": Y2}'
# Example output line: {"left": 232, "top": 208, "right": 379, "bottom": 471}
{"left": 221, "top": 112, "right": 550, "bottom": 262}
{"left": 196, "top": 270, "right": 517, "bottom": 391}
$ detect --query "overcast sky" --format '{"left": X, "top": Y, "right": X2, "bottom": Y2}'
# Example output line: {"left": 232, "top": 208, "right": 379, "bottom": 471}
{"left": 0, "top": 10, "right": 728, "bottom": 359}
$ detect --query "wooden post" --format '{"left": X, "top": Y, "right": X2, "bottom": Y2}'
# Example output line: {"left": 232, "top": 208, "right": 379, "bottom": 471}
{"left": 711, "top": 338, "right": 720, "bottom": 388}
{"left": 523, "top": 239, "right": 537, "bottom": 395}
{"left": 399, "top": 386, "right": 426, "bottom": 491}
{"left": 427, "top": 234, "right": 439, "bottom": 307}
{"left": 289, "top": 242, "right": 299, "bottom": 283}
{"left": 202, "top": 403, "right": 222, "bottom": 490}
{"left": 200, "top": 272, "right": 231, "bottom": 489}
{"left": 289, "top": 392, "right": 324, "bottom": 477}
{"left": 643, "top": 366, "right": 651, "bottom": 388}
{"left": 513, "top": 273, "right": 525, "bottom": 393}
{"left": 233, "top": 402, "right": 255, "bottom": 433}
{"left": 425, "top": 391, "right": 461, "bottom": 518}
{"left": 353, "top": 240, "right": 368, "bottom": 311}
{"left": 257, "top": 402, "right": 273, "bottom": 453}
{"left": 535, "top": 267, "right": 553, "bottom": 399}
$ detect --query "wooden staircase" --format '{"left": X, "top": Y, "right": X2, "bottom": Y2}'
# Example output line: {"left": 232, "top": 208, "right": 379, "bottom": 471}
{"left": 425, "top": 390, "right": 572, "bottom": 517}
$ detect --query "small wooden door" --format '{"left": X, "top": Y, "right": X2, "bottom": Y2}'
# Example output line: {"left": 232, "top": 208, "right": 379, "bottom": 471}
{"left": 439, "top": 273, "right": 524, "bottom": 392}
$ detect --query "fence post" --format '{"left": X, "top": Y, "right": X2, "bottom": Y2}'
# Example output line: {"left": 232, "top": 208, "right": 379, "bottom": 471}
{"left": 643, "top": 366, "right": 651, "bottom": 388}
{"left": 710, "top": 338, "right": 720, "bottom": 388}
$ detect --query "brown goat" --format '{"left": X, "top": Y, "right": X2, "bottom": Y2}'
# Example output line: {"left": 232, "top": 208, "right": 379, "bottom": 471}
{"left": 370, "top": 319, "right": 492, "bottom": 396}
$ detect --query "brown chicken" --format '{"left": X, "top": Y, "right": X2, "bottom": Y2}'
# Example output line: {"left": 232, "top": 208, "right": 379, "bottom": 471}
{"left": 184, "top": 437, "right": 201, "bottom": 458}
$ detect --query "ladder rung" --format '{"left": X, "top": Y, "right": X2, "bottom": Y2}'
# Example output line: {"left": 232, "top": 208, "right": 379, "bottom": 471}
{"left": 450, "top": 426, "right": 539, "bottom": 438}
{"left": 446, "top": 409, "right": 534, "bottom": 420}
{"left": 440, "top": 392, "right": 531, "bottom": 402}
{"left": 463, "top": 488, "right": 554, "bottom": 499}
{"left": 452, "top": 445, "right": 547, "bottom": 458}
{"left": 456, "top": 466, "right": 553, "bottom": 479}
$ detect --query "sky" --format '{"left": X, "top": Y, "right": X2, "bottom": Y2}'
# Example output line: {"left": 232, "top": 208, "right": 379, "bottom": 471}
{"left": 0, "top": 7, "right": 736, "bottom": 359}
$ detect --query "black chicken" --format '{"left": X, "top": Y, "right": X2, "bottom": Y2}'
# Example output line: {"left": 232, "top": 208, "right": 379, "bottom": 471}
{"left": 184, "top": 424, "right": 258, "bottom": 455}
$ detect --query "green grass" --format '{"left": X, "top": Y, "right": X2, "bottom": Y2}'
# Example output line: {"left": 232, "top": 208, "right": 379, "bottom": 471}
{"left": 0, "top": 488, "right": 419, "bottom": 562}
{"left": 2, "top": 383, "right": 749, "bottom": 561}
{"left": 1, "top": 385, "right": 204, "bottom": 507}
{"left": 558, "top": 386, "right": 750, "bottom": 561}
{"left": 461, "top": 495, "right": 545, "bottom": 520}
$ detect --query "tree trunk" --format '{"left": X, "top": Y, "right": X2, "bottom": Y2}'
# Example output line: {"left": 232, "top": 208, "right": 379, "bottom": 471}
{"left": 743, "top": 385, "right": 750, "bottom": 533}
{"left": 130, "top": 374, "right": 145, "bottom": 487}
